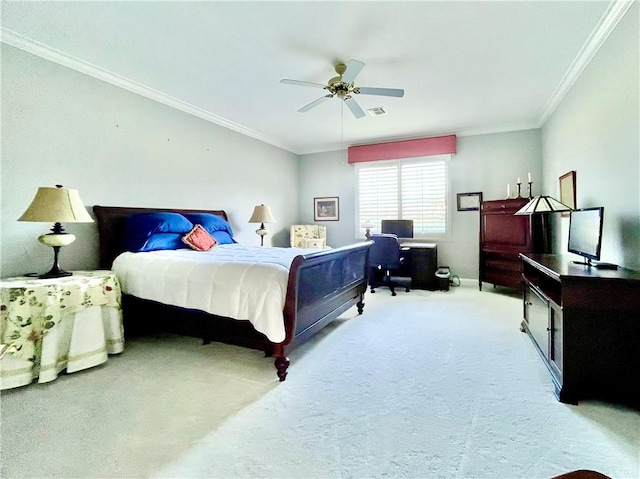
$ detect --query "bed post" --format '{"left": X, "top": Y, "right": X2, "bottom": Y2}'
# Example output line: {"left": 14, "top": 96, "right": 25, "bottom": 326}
{"left": 273, "top": 344, "right": 289, "bottom": 381}
{"left": 275, "top": 356, "right": 290, "bottom": 381}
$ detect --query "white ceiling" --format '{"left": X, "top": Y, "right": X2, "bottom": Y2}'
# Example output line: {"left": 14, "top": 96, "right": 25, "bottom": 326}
{"left": 1, "top": 1, "right": 623, "bottom": 155}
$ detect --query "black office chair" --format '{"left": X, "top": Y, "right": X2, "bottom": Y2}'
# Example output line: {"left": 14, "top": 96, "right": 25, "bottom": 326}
{"left": 368, "top": 234, "right": 412, "bottom": 296}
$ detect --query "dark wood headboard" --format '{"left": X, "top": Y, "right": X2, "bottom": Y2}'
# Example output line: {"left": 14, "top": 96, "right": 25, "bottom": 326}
{"left": 93, "top": 205, "right": 229, "bottom": 269}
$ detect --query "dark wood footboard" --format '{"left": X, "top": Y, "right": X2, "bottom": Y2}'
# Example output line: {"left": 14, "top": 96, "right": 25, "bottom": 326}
{"left": 275, "top": 242, "right": 372, "bottom": 380}
{"left": 93, "top": 205, "right": 372, "bottom": 381}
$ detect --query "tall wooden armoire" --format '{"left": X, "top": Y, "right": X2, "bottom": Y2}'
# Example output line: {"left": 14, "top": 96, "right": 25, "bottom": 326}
{"left": 479, "top": 198, "right": 550, "bottom": 290}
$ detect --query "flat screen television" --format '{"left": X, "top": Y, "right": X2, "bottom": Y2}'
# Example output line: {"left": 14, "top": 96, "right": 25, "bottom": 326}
{"left": 568, "top": 207, "right": 604, "bottom": 266}
{"left": 381, "top": 219, "right": 414, "bottom": 239}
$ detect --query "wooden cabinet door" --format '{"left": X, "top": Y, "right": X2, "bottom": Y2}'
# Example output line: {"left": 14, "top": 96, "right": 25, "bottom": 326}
{"left": 482, "top": 213, "right": 531, "bottom": 249}
{"left": 549, "top": 304, "right": 563, "bottom": 382}
{"left": 525, "top": 284, "right": 549, "bottom": 358}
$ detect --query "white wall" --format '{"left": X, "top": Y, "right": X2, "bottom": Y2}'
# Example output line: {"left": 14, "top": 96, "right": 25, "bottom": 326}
{"left": 297, "top": 150, "right": 355, "bottom": 247}
{"left": 450, "top": 130, "right": 542, "bottom": 279}
{"left": 298, "top": 129, "right": 543, "bottom": 279}
{"left": 542, "top": 3, "right": 639, "bottom": 270}
{"left": 1, "top": 45, "right": 299, "bottom": 278}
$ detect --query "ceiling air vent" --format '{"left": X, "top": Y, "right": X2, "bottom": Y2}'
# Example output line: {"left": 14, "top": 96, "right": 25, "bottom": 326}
{"left": 367, "top": 107, "right": 387, "bottom": 116}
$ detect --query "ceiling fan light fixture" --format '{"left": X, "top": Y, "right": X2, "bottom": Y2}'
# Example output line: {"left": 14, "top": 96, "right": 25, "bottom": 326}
{"left": 280, "top": 59, "right": 404, "bottom": 119}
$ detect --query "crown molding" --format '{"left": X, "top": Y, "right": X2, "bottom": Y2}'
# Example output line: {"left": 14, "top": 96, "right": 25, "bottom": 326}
{"left": 537, "top": 0, "right": 635, "bottom": 125}
{"left": 301, "top": 122, "right": 541, "bottom": 156}
{"left": 3, "top": 0, "right": 631, "bottom": 158}
{"left": 0, "top": 28, "right": 297, "bottom": 153}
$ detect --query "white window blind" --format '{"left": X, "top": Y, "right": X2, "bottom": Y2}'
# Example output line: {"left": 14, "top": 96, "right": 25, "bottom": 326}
{"left": 356, "top": 155, "right": 450, "bottom": 238}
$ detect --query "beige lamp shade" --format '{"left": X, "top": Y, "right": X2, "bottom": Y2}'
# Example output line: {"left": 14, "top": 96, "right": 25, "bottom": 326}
{"left": 248, "top": 204, "right": 276, "bottom": 224}
{"left": 19, "top": 186, "right": 94, "bottom": 223}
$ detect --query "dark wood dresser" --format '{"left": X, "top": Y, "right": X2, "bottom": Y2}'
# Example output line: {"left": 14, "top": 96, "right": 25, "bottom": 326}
{"left": 479, "top": 198, "right": 550, "bottom": 290}
{"left": 520, "top": 253, "right": 640, "bottom": 407}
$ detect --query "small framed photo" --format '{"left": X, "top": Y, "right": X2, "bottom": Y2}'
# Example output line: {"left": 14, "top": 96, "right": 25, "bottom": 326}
{"left": 314, "top": 197, "right": 339, "bottom": 221}
{"left": 457, "top": 192, "right": 483, "bottom": 211}
{"left": 559, "top": 171, "right": 576, "bottom": 217}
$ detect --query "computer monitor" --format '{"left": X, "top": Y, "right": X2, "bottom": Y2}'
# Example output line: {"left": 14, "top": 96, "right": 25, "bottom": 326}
{"left": 568, "top": 207, "right": 604, "bottom": 265}
{"left": 381, "top": 219, "right": 414, "bottom": 239}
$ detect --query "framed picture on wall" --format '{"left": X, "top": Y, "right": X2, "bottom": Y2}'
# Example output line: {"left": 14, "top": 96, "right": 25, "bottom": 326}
{"left": 456, "top": 192, "right": 483, "bottom": 211}
{"left": 314, "top": 197, "right": 339, "bottom": 221}
{"left": 559, "top": 171, "right": 576, "bottom": 217}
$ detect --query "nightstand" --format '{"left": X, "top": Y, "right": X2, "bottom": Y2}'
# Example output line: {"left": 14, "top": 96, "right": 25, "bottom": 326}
{"left": 0, "top": 270, "right": 124, "bottom": 389}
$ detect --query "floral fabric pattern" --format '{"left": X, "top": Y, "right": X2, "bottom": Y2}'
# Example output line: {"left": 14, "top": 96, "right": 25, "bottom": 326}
{"left": 0, "top": 270, "right": 122, "bottom": 363}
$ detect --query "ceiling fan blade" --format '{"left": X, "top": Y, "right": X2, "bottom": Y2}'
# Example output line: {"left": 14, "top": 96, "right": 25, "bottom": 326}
{"left": 280, "top": 79, "right": 328, "bottom": 89}
{"left": 298, "top": 95, "right": 332, "bottom": 112}
{"left": 344, "top": 97, "right": 366, "bottom": 119}
{"left": 341, "top": 59, "right": 365, "bottom": 84}
{"left": 357, "top": 87, "right": 405, "bottom": 98}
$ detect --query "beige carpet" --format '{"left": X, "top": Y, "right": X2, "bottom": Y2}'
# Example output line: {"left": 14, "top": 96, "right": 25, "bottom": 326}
{"left": 1, "top": 285, "right": 638, "bottom": 478}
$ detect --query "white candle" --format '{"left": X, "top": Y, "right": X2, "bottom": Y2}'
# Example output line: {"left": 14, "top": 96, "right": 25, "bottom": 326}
{"left": 517, "top": 177, "right": 521, "bottom": 184}
{"left": 507, "top": 184, "right": 511, "bottom": 197}
{"left": 528, "top": 172, "right": 532, "bottom": 182}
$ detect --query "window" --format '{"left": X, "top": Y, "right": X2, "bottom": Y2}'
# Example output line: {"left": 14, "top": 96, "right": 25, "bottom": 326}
{"left": 355, "top": 155, "right": 450, "bottom": 239}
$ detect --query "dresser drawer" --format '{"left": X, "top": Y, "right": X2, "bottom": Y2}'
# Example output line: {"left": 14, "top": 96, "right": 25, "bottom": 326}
{"left": 481, "top": 249, "right": 524, "bottom": 262}
{"left": 481, "top": 199, "right": 528, "bottom": 213}
{"left": 483, "top": 257, "right": 521, "bottom": 273}
{"left": 482, "top": 270, "right": 522, "bottom": 289}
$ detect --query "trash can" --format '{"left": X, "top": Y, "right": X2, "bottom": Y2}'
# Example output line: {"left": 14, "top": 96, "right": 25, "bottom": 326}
{"left": 435, "top": 266, "right": 451, "bottom": 291}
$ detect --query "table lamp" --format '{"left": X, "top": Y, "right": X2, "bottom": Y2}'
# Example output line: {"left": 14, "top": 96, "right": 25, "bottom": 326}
{"left": 361, "top": 222, "right": 375, "bottom": 239}
{"left": 248, "top": 204, "right": 276, "bottom": 246}
{"left": 18, "top": 185, "right": 94, "bottom": 278}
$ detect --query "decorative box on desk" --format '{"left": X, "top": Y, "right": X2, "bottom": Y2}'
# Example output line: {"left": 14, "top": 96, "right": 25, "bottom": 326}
{"left": 520, "top": 253, "right": 640, "bottom": 407}
{"left": 0, "top": 270, "right": 124, "bottom": 390}
{"left": 479, "top": 198, "right": 550, "bottom": 291}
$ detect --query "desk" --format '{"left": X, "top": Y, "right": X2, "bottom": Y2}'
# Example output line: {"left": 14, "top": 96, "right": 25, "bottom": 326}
{"left": 0, "top": 270, "right": 124, "bottom": 389}
{"left": 400, "top": 243, "right": 438, "bottom": 290}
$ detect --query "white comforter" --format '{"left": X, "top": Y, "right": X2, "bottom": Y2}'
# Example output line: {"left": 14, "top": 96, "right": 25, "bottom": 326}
{"left": 112, "top": 245, "right": 317, "bottom": 343}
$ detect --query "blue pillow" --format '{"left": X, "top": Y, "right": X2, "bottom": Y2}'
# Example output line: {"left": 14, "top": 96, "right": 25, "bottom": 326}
{"left": 183, "top": 213, "right": 235, "bottom": 237}
{"left": 211, "top": 231, "right": 236, "bottom": 245}
{"left": 125, "top": 233, "right": 189, "bottom": 252}
{"left": 125, "top": 212, "right": 194, "bottom": 237}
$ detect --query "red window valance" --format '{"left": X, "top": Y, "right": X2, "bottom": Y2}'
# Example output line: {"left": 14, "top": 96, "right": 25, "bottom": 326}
{"left": 348, "top": 134, "right": 456, "bottom": 164}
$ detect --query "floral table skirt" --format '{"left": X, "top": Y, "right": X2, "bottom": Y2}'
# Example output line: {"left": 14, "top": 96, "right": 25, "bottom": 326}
{"left": 0, "top": 271, "right": 124, "bottom": 390}
{"left": 1, "top": 305, "right": 123, "bottom": 389}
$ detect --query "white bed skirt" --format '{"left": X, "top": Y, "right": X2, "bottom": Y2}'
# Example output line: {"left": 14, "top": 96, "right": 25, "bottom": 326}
{"left": 1, "top": 305, "right": 124, "bottom": 390}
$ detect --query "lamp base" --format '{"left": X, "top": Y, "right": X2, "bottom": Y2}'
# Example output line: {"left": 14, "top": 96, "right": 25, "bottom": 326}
{"left": 256, "top": 223, "right": 268, "bottom": 247}
{"left": 24, "top": 269, "right": 73, "bottom": 279}
{"left": 30, "top": 243, "right": 74, "bottom": 279}
{"left": 39, "top": 268, "right": 73, "bottom": 279}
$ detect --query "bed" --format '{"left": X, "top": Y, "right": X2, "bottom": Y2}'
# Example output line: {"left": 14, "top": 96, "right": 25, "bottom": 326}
{"left": 93, "top": 205, "right": 372, "bottom": 381}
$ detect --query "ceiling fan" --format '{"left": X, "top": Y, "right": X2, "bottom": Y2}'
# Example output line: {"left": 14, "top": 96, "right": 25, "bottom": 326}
{"left": 280, "top": 59, "right": 405, "bottom": 119}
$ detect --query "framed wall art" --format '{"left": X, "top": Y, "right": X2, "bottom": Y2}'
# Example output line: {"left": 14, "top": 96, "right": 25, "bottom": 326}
{"left": 559, "top": 171, "right": 576, "bottom": 217}
{"left": 314, "top": 197, "right": 339, "bottom": 221}
{"left": 456, "top": 192, "right": 483, "bottom": 211}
